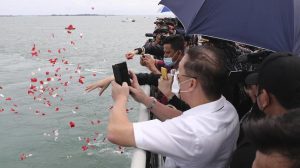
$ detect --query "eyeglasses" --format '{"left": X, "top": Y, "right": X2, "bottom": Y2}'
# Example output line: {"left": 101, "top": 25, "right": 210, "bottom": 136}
{"left": 176, "top": 73, "right": 197, "bottom": 82}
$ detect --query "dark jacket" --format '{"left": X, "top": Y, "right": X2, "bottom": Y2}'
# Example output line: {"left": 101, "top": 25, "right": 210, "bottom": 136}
{"left": 135, "top": 42, "right": 164, "bottom": 60}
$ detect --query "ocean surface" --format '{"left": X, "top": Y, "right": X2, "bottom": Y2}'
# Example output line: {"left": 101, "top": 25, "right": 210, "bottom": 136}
{"left": 0, "top": 16, "right": 155, "bottom": 168}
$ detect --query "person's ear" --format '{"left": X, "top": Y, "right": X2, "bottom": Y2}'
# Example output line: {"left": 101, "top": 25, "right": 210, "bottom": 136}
{"left": 259, "top": 89, "right": 270, "bottom": 110}
{"left": 186, "top": 78, "right": 197, "bottom": 92}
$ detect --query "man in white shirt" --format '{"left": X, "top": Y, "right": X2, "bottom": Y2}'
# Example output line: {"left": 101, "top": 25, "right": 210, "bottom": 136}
{"left": 108, "top": 46, "right": 239, "bottom": 168}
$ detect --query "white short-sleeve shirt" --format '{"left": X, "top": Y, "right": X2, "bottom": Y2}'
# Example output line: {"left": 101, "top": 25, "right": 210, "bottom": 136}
{"left": 133, "top": 96, "right": 239, "bottom": 168}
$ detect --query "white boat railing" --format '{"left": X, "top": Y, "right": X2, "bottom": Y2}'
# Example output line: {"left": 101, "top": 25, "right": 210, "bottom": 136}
{"left": 130, "top": 85, "right": 150, "bottom": 168}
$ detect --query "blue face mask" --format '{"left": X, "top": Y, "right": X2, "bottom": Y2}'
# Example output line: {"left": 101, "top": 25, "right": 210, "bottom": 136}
{"left": 164, "top": 57, "right": 174, "bottom": 67}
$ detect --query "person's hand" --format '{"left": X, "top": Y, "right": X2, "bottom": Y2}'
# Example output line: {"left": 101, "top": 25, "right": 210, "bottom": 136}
{"left": 111, "top": 81, "right": 129, "bottom": 102}
{"left": 142, "top": 55, "right": 160, "bottom": 74}
{"left": 140, "top": 55, "right": 146, "bottom": 66}
{"left": 158, "top": 75, "right": 174, "bottom": 100}
{"left": 143, "top": 55, "right": 156, "bottom": 69}
{"left": 128, "top": 71, "right": 148, "bottom": 104}
{"left": 85, "top": 75, "right": 114, "bottom": 95}
{"left": 125, "top": 51, "right": 136, "bottom": 60}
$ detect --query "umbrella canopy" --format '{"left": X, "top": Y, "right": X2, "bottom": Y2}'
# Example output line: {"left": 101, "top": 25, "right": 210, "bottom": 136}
{"left": 160, "top": 0, "right": 300, "bottom": 55}
{"left": 160, "top": 6, "right": 171, "bottom": 13}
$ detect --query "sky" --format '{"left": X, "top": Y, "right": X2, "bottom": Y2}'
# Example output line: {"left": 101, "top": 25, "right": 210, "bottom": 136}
{"left": 0, "top": 0, "right": 164, "bottom": 15}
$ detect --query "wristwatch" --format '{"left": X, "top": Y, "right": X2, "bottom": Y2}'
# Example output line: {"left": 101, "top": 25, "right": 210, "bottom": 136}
{"left": 146, "top": 97, "right": 157, "bottom": 110}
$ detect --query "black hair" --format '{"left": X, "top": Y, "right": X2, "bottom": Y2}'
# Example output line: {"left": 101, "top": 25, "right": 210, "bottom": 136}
{"left": 257, "top": 53, "right": 300, "bottom": 109}
{"left": 184, "top": 46, "right": 227, "bottom": 100}
{"left": 244, "top": 109, "right": 300, "bottom": 168}
{"left": 163, "top": 35, "right": 185, "bottom": 53}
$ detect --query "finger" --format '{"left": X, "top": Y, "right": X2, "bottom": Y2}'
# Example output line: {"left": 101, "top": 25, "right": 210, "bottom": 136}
{"left": 129, "top": 86, "right": 138, "bottom": 95}
{"left": 122, "top": 82, "right": 128, "bottom": 87}
{"left": 99, "top": 83, "right": 110, "bottom": 96}
{"left": 85, "top": 86, "right": 96, "bottom": 92}
{"left": 111, "top": 81, "right": 119, "bottom": 87}
{"left": 129, "top": 71, "right": 139, "bottom": 88}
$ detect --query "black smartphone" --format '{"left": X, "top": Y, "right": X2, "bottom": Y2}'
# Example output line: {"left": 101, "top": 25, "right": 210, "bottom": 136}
{"left": 112, "top": 62, "right": 131, "bottom": 86}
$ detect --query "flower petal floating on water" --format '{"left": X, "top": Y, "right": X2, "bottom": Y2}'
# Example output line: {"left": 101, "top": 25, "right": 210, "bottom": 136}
{"left": 31, "top": 78, "right": 38, "bottom": 83}
{"left": 78, "top": 76, "right": 85, "bottom": 84}
{"left": 85, "top": 137, "right": 90, "bottom": 144}
{"left": 69, "top": 121, "right": 75, "bottom": 128}
{"left": 31, "top": 44, "right": 38, "bottom": 57}
{"left": 49, "top": 58, "right": 58, "bottom": 66}
{"left": 65, "top": 24, "right": 76, "bottom": 31}
{"left": 19, "top": 153, "right": 26, "bottom": 160}
{"left": 82, "top": 145, "right": 88, "bottom": 151}
{"left": 5, "top": 97, "right": 12, "bottom": 101}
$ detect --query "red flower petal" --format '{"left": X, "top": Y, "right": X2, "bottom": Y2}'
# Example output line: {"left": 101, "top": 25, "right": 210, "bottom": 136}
{"left": 81, "top": 145, "right": 88, "bottom": 151}
{"left": 78, "top": 76, "right": 85, "bottom": 84}
{"left": 19, "top": 153, "right": 26, "bottom": 160}
{"left": 65, "top": 25, "right": 76, "bottom": 30}
{"left": 85, "top": 138, "right": 90, "bottom": 144}
{"left": 5, "top": 97, "right": 12, "bottom": 101}
{"left": 69, "top": 121, "right": 75, "bottom": 128}
{"left": 31, "top": 78, "right": 38, "bottom": 83}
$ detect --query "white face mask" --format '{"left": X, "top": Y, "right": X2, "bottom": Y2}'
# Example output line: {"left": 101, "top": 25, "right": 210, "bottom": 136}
{"left": 171, "top": 71, "right": 192, "bottom": 98}
{"left": 171, "top": 71, "right": 180, "bottom": 97}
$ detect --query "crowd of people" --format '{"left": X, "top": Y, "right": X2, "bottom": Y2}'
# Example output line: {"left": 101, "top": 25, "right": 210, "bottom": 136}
{"left": 86, "top": 17, "right": 300, "bottom": 168}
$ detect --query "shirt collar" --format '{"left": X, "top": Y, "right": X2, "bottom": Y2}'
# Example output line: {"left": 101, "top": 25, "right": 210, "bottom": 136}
{"left": 183, "top": 96, "right": 225, "bottom": 116}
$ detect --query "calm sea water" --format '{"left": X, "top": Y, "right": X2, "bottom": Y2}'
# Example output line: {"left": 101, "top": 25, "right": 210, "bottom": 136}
{"left": 0, "top": 16, "right": 155, "bottom": 168}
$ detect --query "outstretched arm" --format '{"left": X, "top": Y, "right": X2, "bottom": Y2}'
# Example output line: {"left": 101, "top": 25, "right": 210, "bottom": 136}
{"left": 85, "top": 75, "right": 114, "bottom": 95}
